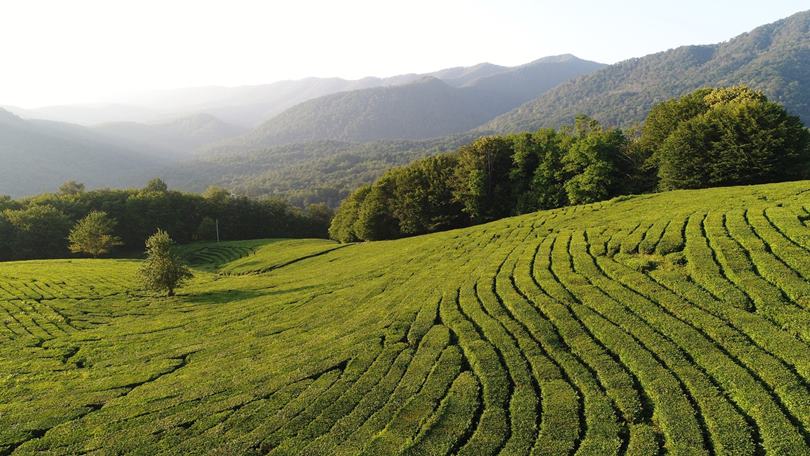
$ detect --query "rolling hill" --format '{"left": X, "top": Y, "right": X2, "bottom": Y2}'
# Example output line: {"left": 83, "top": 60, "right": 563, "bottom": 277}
{"left": 94, "top": 113, "right": 247, "bottom": 160}
{"left": 481, "top": 9, "right": 810, "bottom": 133}
{"left": 2, "top": 180, "right": 810, "bottom": 454}
{"left": 0, "top": 109, "right": 166, "bottom": 196}
{"left": 219, "top": 56, "right": 604, "bottom": 148}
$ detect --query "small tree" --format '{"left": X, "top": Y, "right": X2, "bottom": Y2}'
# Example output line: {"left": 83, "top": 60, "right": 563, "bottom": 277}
{"left": 59, "top": 181, "right": 85, "bottom": 196}
{"left": 68, "top": 211, "right": 123, "bottom": 257}
{"left": 143, "top": 178, "right": 169, "bottom": 193}
{"left": 138, "top": 229, "right": 192, "bottom": 296}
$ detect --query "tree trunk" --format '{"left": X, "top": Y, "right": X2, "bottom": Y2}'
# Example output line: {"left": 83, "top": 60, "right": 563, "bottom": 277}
{"left": 168, "top": 288, "right": 175, "bottom": 297}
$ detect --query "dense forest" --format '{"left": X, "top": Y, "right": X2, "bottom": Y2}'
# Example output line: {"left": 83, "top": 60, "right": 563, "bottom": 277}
{"left": 166, "top": 135, "right": 479, "bottom": 207}
{"left": 0, "top": 179, "right": 331, "bottom": 261}
{"left": 330, "top": 86, "right": 810, "bottom": 242}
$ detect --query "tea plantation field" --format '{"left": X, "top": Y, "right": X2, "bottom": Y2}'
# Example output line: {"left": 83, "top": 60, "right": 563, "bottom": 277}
{"left": 2, "top": 181, "right": 810, "bottom": 455}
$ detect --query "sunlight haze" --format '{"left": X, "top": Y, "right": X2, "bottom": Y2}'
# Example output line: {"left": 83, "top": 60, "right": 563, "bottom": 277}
{"left": 1, "top": 0, "right": 807, "bottom": 107}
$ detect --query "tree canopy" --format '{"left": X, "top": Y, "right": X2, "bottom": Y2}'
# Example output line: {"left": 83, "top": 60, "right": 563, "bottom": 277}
{"left": 647, "top": 86, "right": 810, "bottom": 190}
{"left": 0, "top": 181, "right": 331, "bottom": 261}
{"left": 138, "top": 230, "right": 192, "bottom": 297}
{"left": 68, "top": 211, "right": 123, "bottom": 257}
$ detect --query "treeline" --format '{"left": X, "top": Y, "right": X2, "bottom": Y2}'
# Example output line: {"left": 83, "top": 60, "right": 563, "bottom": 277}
{"left": 0, "top": 179, "right": 332, "bottom": 261}
{"left": 170, "top": 135, "right": 476, "bottom": 208}
{"left": 330, "top": 86, "right": 810, "bottom": 242}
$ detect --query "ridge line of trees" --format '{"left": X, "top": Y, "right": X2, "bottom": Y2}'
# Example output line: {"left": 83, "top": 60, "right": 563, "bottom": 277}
{"left": 0, "top": 179, "right": 333, "bottom": 261}
{"left": 330, "top": 86, "right": 810, "bottom": 242}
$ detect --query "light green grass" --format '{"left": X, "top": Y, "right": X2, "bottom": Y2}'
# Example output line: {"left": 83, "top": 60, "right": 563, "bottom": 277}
{"left": 2, "top": 181, "right": 810, "bottom": 455}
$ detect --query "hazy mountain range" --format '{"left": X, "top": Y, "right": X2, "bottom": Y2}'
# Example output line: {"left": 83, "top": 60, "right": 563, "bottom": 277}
{"left": 1, "top": 9, "right": 809, "bottom": 200}
{"left": 0, "top": 109, "right": 165, "bottom": 195}
{"left": 217, "top": 55, "right": 604, "bottom": 150}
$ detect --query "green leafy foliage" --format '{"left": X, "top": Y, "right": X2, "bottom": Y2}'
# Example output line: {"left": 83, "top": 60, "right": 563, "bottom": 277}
{"left": 0, "top": 181, "right": 330, "bottom": 261}
{"left": 453, "top": 136, "right": 516, "bottom": 222}
{"left": 2, "top": 205, "right": 71, "bottom": 259}
{"left": 67, "top": 211, "right": 123, "bottom": 258}
{"left": 137, "top": 229, "right": 192, "bottom": 296}
{"left": 651, "top": 87, "right": 810, "bottom": 190}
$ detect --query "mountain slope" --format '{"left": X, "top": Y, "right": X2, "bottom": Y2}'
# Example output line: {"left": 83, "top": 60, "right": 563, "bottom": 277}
{"left": 166, "top": 135, "right": 477, "bottom": 207}
{"left": 219, "top": 56, "right": 604, "bottom": 148}
{"left": 3, "top": 180, "right": 810, "bottom": 454}
{"left": 94, "top": 113, "right": 247, "bottom": 160}
{"left": 225, "top": 77, "right": 500, "bottom": 147}
{"left": 0, "top": 109, "right": 165, "bottom": 196}
{"left": 482, "top": 9, "right": 810, "bottom": 132}
{"left": 8, "top": 57, "right": 600, "bottom": 129}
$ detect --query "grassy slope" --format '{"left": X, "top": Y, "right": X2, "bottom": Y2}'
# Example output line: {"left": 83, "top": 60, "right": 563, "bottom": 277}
{"left": 1, "top": 181, "right": 810, "bottom": 455}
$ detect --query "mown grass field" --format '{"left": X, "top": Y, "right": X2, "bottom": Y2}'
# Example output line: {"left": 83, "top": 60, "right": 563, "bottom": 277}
{"left": 2, "top": 181, "right": 810, "bottom": 455}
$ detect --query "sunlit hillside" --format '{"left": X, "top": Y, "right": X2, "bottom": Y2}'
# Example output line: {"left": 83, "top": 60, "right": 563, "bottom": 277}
{"left": 2, "top": 180, "right": 809, "bottom": 455}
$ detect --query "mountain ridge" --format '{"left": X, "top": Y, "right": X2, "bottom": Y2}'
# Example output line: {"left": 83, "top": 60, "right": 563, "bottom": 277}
{"left": 212, "top": 55, "right": 605, "bottom": 150}
{"left": 479, "top": 9, "right": 810, "bottom": 133}
{"left": 0, "top": 108, "right": 166, "bottom": 196}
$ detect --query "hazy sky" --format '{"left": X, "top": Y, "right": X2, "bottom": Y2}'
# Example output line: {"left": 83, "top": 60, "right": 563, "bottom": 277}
{"left": 2, "top": 0, "right": 807, "bottom": 108}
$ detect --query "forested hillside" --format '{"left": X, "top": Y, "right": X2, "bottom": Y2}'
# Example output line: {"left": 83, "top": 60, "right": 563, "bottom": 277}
{"left": 3, "top": 180, "right": 810, "bottom": 454}
{"left": 330, "top": 86, "right": 810, "bottom": 241}
{"left": 482, "top": 10, "right": 810, "bottom": 133}
{"left": 94, "top": 114, "right": 246, "bottom": 160}
{"left": 167, "top": 135, "right": 476, "bottom": 207}
{"left": 218, "top": 56, "right": 603, "bottom": 149}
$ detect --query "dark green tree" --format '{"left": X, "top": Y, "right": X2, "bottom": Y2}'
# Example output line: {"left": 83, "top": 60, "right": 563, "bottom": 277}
{"left": 353, "top": 179, "right": 399, "bottom": 241}
{"left": 143, "top": 178, "right": 169, "bottom": 193}
{"left": 194, "top": 217, "right": 218, "bottom": 241}
{"left": 328, "top": 185, "right": 371, "bottom": 243}
{"left": 652, "top": 86, "right": 810, "bottom": 190}
{"left": 3, "top": 205, "right": 71, "bottom": 259}
{"left": 452, "top": 136, "right": 515, "bottom": 222}
{"left": 67, "top": 211, "right": 123, "bottom": 257}
{"left": 525, "top": 128, "right": 570, "bottom": 211}
{"left": 59, "top": 181, "right": 86, "bottom": 196}
{"left": 390, "top": 154, "right": 465, "bottom": 235}
{"left": 138, "top": 230, "right": 192, "bottom": 297}
{"left": 0, "top": 214, "right": 12, "bottom": 261}
{"left": 562, "top": 116, "right": 631, "bottom": 205}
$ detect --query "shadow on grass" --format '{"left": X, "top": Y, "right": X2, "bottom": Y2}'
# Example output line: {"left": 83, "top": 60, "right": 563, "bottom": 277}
{"left": 183, "top": 289, "right": 267, "bottom": 305}
{"left": 183, "top": 284, "right": 321, "bottom": 305}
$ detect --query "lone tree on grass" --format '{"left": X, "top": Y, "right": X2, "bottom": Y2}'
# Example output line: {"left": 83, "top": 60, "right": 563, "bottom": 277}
{"left": 68, "top": 211, "right": 123, "bottom": 257}
{"left": 138, "top": 229, "right": 192, "bottom": 296}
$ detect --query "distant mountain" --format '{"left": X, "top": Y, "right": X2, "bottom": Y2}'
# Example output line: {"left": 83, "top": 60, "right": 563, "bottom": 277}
{"left": 427, "top": 62, "right": 509, "bottom": 86}
{"left": 0, "top": 109, "right": 165, "bottom": 197}
{"left": 6, "top": 56, "right": 604, "bottom": 131}
{"left": 481, "top": 10, "right": 810, "bottom": 133}
{"left": 113, "top": 77, "right": 427, "bottom": 127}
{"left": 3, "top": 103, "right": 162, "bottom": 126}
{"left": 94, "top": 113, "right": 246, "bottom": 160}
{"left": 215, "top": 56, "right": 605, "bottom": 149}
{"left": 166, "top": 135, "right": 478, "bottom": 207}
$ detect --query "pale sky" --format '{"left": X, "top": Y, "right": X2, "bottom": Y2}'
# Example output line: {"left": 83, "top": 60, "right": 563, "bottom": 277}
{"left": 1, "top": 0, "right": 807, "bottom": 108}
